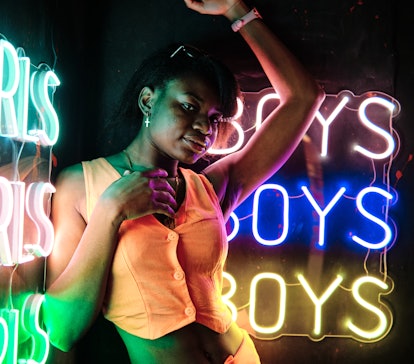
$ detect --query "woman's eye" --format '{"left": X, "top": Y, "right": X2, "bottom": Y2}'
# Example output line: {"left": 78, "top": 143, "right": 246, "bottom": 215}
{"left": 182, "top": 103, "right": 195, "bottom": 111}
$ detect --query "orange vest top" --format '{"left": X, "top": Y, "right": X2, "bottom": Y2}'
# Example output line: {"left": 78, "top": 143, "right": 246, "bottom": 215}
{"left": 82, "top": 158, "right": 233, "bottom": 339}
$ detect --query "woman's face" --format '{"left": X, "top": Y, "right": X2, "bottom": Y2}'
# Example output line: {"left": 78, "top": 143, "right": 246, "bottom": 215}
{"left": 147, "top": 75, "right": 224, "bottom": 165}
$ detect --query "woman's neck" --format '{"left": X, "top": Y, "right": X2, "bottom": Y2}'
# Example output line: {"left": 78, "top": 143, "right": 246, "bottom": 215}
{"left": 123, "top": 139, "right": 179, "bottom": 177}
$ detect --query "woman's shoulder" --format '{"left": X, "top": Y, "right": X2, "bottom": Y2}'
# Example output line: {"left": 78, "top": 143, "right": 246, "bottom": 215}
{"left": 57, "top": 157, "right": 111, "bottom": 180}
{"left": 54, "top": 163, "right": 85, "bottom": 191}
{"left": 56, "top": 156, "right": 119, "bottom": 189}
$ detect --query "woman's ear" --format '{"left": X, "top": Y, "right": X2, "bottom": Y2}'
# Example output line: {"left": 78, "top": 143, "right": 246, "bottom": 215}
{"left": 138, "top": 86, "right": 154, "bottom": 114}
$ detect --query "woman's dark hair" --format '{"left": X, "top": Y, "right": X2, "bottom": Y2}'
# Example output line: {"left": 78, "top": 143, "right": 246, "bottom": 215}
{"left": 99, "top": 43, "right": 241, "bottom": 155}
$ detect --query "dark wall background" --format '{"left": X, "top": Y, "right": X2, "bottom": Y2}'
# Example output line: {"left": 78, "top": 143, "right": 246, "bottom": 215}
{"left": 1, "top": 0, "right": 413, "bottom": 363}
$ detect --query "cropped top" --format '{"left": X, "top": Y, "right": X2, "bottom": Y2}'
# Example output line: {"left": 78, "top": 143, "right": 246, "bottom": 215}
{"left": 82, "top": 158, "right": 233, "bottom": 339}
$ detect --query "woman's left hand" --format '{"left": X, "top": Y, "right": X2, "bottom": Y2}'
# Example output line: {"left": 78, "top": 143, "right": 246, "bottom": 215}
{"left": 183, "top": 0, "right": 240, "bottom": 16}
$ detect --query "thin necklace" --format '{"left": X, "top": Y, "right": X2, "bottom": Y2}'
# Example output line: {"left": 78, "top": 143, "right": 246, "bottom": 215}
{"left": 122, "top": 149, "right": 180, "bottom": 185}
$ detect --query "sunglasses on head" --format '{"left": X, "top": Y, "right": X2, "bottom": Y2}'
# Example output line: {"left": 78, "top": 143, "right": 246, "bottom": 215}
{"left": 170, "top": 45, "right": 207, "bottom": 59}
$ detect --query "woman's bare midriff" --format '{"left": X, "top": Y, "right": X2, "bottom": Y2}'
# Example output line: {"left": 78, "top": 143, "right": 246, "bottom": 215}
{"left": 116, "top": 321, "right": 244, "bottom": 364}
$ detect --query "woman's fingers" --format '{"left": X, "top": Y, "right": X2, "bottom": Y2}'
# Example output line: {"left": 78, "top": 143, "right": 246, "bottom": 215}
{"left": 119, "top": 168, "right": 180, "bottom": 219}
{"left": 141, "top": 168, "right": 169, "bottom": 179}
{"left": 148, "top": 177, "right": 176, "bottom": 196}
{"left": 183, "top": 0, "right": 233, "bottom": 16}
{"left": 151, "top": 189, "right": 178, "bottom": 215}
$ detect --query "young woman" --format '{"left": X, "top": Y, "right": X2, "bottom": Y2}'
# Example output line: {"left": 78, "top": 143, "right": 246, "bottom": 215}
{"left": 44, "top": 0, "right": 324, "bottom": 362}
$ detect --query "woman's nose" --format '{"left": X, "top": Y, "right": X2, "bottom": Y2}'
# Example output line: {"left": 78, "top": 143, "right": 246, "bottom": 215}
{"left": 193, "top": 116, "right": 212, "bottom": 135}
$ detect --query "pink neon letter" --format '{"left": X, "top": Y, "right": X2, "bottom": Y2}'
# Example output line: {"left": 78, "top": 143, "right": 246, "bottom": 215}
{"left": 25, "top": 182, "right": 56, "bottom": 257}
{"left": 0, "top": 177, "right": 13, "bottom": 265}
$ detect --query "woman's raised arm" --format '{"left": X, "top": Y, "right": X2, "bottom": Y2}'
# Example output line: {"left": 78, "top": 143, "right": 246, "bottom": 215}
{"left": 185, "top": 0, "right": 325, "bottom": 217}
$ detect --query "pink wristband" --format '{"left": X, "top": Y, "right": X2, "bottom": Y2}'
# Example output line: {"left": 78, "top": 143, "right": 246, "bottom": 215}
{"left": 231, "top": 8, "right": 262, "bottom": 32}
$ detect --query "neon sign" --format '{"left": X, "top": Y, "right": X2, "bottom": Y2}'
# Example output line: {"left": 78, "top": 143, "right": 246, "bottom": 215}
{"left": 1, "top": 37, "right": 59, "bottom": 363}
{"left": 0, "top": 178, "right": 56, "bottom": 266}
{"left": 221, "top": 272, "right": 393, "bottom": 341}
{"left": 0, "top": 39, "right": 60, "bottom": 145}
{"left": 0, "top": 294, "right": 49, "bottom": 364}
{"left": 214, "top": 88, "right": 400, "bottom": 343}
{"left": 0, "top": 35, "right": 402, "bottom": 359}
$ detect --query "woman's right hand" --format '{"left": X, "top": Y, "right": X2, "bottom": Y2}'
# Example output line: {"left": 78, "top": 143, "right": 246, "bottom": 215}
{"left": 101, "top": 168, "right": 177, "bottom": 223}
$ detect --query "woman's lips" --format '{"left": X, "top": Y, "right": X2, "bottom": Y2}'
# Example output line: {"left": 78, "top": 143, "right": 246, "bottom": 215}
{"left": 183, "top": 136, "right": 209, "bottom": 154}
